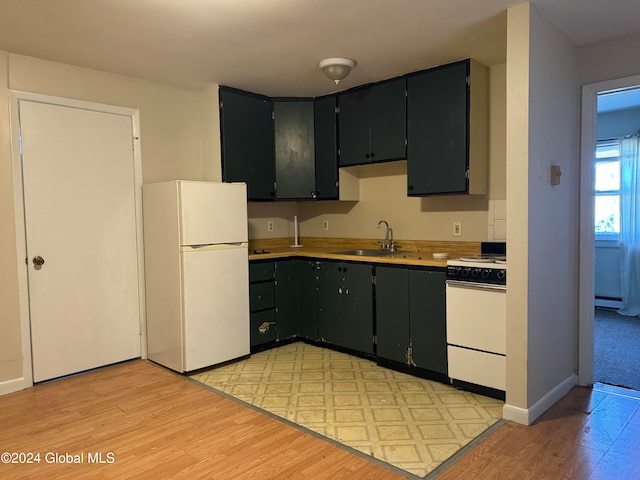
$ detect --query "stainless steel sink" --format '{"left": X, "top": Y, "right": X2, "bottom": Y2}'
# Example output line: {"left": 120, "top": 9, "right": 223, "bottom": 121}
{"left": 334, "top": 248, "right": 395, "bottom": 257}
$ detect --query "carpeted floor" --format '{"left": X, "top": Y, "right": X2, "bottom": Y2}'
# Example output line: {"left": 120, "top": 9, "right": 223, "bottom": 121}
{"left": 190, "top": 342, "right": 503, "bottom": 479}
{"left": 594, "top": 307, "right": 640, "bottom": 391}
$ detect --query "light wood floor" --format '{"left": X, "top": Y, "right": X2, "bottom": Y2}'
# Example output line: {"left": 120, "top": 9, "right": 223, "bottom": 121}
{"left": 0, "top": 360, "right": 404, "bottom": 479}
{"left": 439, "top": 383, "right": 640, "bottom": 479}
{"left": 2, "top": 360, "right": 639, "bottom": 479}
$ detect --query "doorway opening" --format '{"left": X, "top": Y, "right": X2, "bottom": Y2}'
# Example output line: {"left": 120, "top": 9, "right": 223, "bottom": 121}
{"left": 588, "top": 85, "right": 640, "bottom": 392}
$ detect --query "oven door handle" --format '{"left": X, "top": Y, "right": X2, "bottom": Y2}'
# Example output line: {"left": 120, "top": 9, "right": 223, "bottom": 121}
{"left": 445, "top": 280, "right": 506, "bottom": 292}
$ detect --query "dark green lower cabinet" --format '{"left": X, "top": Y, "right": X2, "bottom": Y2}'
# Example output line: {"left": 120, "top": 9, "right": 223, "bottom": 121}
{"left": 375, "top": 267, "right": 410, "bottom": 363}
{"left": 376, "top": 266, "right": 447, "bottom": 374}
{"left": 318, "top": 262, "right": 374, "bottom": 354}
{"left": 274, "top": 260, "right": 300, "bottom": 340}
{"left": 274, "top": 259, "right": 320, "bottom": 341}
{"left": 297, "top": 260, "right": 320, "bottom": 340}
{"left": 249, "top": 261, "right": 276, "bottom": 349}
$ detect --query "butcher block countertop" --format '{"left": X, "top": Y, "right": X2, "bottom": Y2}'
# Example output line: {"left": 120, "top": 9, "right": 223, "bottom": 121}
{"left": 248, "top": 237, "right": 481, "bottom": 268}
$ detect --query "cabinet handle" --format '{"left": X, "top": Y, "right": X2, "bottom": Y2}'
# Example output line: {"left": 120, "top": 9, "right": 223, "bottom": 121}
{"left": 345, "top": 288, "right": 349, "bottom": 295}
{"left": 365, "top": 153, "right": 370, "bottom": 159}
{"left": 338, "top": 287, "right": 343, "bottom": 294}
{"left": 370, "top": 152, "right": 375, "bottom": 158}
{"left": 343, "top": 266, "right": 347, "bottom": 272}
{"left": 338, "top": 266, "right": 342, "bottom": 272}
{"left": 408, "top": 185, "right": 414, "bottom": 191}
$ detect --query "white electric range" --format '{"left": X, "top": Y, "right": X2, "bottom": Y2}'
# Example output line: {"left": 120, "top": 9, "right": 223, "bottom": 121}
{"left": 445, "top": 248, "right": 507, "bottom": 399}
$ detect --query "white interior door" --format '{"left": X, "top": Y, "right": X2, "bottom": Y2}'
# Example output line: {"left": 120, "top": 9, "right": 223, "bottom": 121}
{"left": 19, "top": 100, "right": 141, "bottom": 382}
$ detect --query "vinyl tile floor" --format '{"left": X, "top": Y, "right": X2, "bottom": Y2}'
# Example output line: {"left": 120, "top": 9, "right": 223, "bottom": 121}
{"left": 191, "top": 342, "right": 504, "bottom": 478}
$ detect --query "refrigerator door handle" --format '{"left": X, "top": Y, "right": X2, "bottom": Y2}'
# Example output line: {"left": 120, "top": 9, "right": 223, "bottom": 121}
{"left": 181, "top": 242, "right": 248, "bottom": 252}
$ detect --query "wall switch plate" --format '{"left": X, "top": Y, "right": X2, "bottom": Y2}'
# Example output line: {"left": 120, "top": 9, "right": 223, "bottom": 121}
{"left": 453, "top": 222, "right": 462, "bottom": 237}
{"left": 322, "top": 220, "right": 329, "bottom": 231}
{"left": 550, "top": 165, "right": 561, "bottom": 185}
{"left": 267, "top": 221, "right": 274, "bottom": 232}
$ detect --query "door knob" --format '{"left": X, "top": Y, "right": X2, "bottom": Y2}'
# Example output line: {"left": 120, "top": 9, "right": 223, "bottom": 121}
{"left": 33, "top": 256, "right": 45, "bottom": 266}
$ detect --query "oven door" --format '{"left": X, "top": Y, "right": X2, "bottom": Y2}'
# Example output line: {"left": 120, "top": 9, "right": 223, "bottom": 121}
{"left": 446, "top": 280, "right": 506, "bottom": 354}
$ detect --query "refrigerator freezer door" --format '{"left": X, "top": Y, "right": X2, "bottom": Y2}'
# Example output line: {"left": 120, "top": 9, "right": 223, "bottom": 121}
{"left": 178, "top": 181, "right": 248, "bottom": 246}
{"left": 181, "top": 244, "right": 250, "bottom": 371}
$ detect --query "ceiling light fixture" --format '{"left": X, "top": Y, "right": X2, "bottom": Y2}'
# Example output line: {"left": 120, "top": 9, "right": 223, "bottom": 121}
{"left": 319, "top": 57, "right": 357, "bottom": 84}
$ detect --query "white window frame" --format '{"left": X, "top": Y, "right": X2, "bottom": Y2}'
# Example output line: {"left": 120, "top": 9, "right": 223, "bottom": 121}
{"left": 594, "top": 139, "right": 621, "bottom": 242}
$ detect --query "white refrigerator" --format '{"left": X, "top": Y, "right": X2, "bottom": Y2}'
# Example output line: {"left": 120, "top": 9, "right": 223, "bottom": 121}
{"left": 143, "top": 180, "right": 250, "bottom": 372}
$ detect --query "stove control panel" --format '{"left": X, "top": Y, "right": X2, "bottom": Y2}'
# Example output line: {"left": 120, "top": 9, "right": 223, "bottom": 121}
{"left": 446, "top": 265, "right": 506, "bottom": 285}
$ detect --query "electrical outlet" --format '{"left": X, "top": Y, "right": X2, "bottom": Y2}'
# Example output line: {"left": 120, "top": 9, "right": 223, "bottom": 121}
{"left": 453, "top": 222, "right": 462, "bottom": 237}
{"left": 267, "top": 221, "right": 274, "bottom": 232}
{"left": 322, "top": 220, "right": 329, "bottom": 231}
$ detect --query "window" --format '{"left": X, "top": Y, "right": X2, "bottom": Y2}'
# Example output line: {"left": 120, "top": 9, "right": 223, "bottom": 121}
{"left": 594, "top": 140, "right": 620, "bottom": 238}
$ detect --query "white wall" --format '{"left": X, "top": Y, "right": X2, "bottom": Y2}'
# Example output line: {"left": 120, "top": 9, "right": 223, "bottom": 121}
{"left": 525, "top": 4, "right": 580, "bottom": 407}
{"left": 579, "top": 31, "right": 640, "bottom": 87}
{"left": 505, "top": 3, "right": 580, "bottom": 421}
{"left": 0, "top": 52, "right": 221, "bottom": 385}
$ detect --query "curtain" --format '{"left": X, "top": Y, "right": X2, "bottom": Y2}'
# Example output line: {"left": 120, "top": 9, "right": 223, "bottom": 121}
{"left": 618, "top": 133, "right": 640, "bottom": 316}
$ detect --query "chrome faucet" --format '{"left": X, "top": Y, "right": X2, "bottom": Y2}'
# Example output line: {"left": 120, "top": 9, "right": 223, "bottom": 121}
{"left": 377, "top": 220, "right": 393, "bottom": 251}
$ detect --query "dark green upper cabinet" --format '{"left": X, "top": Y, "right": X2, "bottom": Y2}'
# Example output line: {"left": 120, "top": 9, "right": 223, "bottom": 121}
{"left": 406, "top": 59, "right": 488, "bottom": 196}
{"left": 273, "top": 99, "right": 316, "bottom": 200}
{"left": 338, "top": 78, "right": 407, "bottom": 167}
{"left": 219, "top": 86, "right": 275, "bottom": 200}
{"left": 313, "top": 96, "right": 338, "bottom": 200}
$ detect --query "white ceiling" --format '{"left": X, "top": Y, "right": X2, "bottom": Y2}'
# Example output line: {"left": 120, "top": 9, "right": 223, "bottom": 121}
{"left": 1, "top": 0, "right": 639, "bottom": 97}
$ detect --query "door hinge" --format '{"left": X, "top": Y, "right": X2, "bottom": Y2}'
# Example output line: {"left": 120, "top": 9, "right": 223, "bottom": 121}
{"left": 335, "top": 106, "right": 340, "bottom": 114}
{"left": 373, "top": 335, "right": 377, "bottom": 345}
{"left": 272, "top": 111, "right": 275, "bottom": 120}
{"left": 466, "top": 75, "right": 470, "bottom": 87}
{"left": 372, "top": 274, "right": 376, "bottom": 286}
{"left": 465, "top": 168, "right": 470, "bottom": 179}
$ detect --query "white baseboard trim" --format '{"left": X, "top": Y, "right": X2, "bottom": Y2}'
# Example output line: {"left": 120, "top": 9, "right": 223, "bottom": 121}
{"left": 0, "top": 376, "right": 28, "bottom": 396}
{"left": 503, "top": 373, "right": 578, "bottom": 425}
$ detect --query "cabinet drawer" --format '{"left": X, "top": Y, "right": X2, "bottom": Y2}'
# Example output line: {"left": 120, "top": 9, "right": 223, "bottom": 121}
{"left": 250, "top": 262, "right": 274, "bottom": 282}
{"left": 447, "top": 345, "right": 505, "bottom": 391}
{"left": 251, "top": 310, "right": 277, "bottom": 346}
{"left": 250, "top": 282, "right": 275, "bottom": 311}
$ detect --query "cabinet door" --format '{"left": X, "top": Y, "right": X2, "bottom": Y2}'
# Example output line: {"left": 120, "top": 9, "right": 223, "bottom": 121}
{"left": 219, "top": 87, "right": 275, "bottom": 200}
{"left": 338, "top": 88, "right": 372, "bottom": 166}
{"left": 274, "top": 100, "right": 316, "bottom": 199}
{"left": 274, "top": 260, "right": 300, "bottom": 340}
{"left": 368, "top": 78, "right": 407, "bottom": 163}
{"left": 375, "top": 267, "right": 410, "bottom": 363}
{"left": 317, "top": 261, "right": 343, "bottom": 345}
{"left": 297, "top": 260, "right": 320, "bottom": 340}
{"left": 314, "top": 96, "right": 338, "bottom": 199}
{"left": 338, "top": 80, "right": 407, "bottom": 167}
{"left": 407, "top": 60, "right": 469, "bottom": 195}
{"left": 409, "top": 270, "right": 447, "bottom": 374}
{"left": 318, "top": 262, "right": 373, "bottom": 354}
{"left": 340, "top": 263, "right": 374, "bottom": 354}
